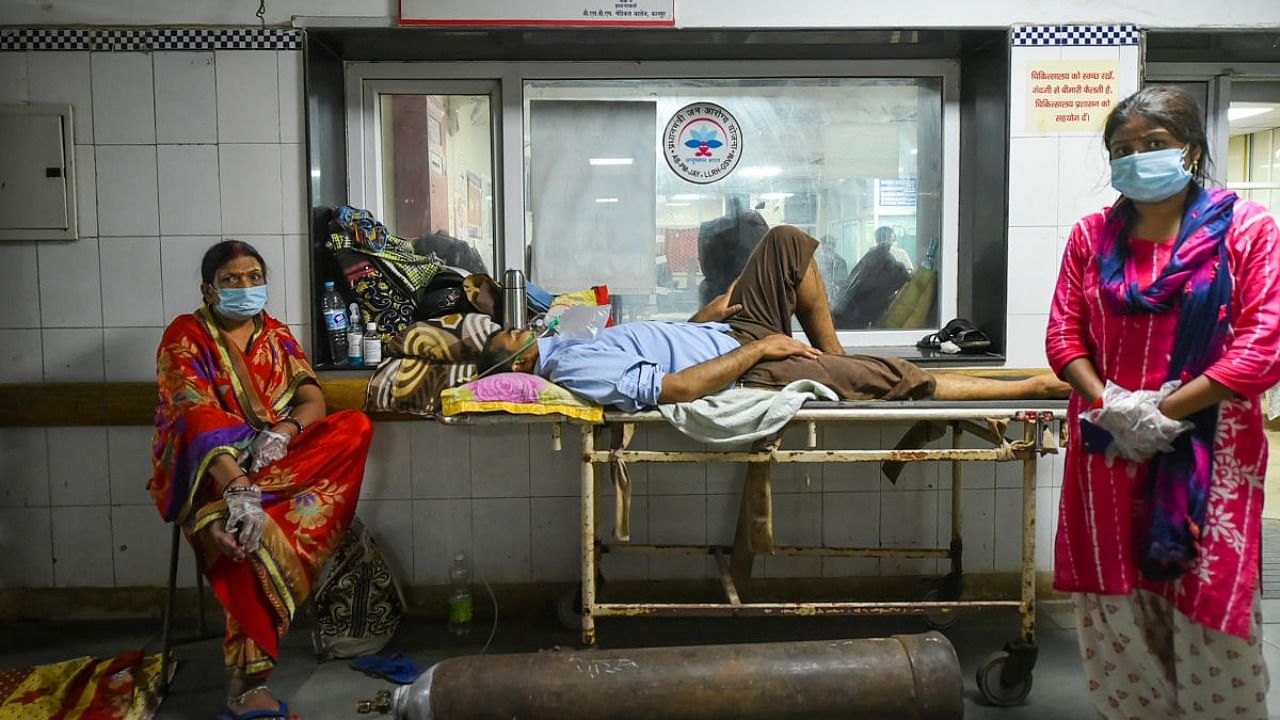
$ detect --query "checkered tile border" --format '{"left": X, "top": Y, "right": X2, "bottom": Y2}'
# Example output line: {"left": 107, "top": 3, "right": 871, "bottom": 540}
{"left": 1010, "top": 25, "right": 1058, "bottom": 47}
{"left": 0, "top": 27, "right": 302, "bottom": 51}
{"left": 1012, "top": 24, "right": 1140, "bottom": 47}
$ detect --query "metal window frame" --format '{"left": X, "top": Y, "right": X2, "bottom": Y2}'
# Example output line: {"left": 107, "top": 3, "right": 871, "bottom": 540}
{"left": 346, "top": 60, "right": 961, "bottom": 348}
{"left": 1144, "top": 62, "right": 1280, "bottom": 173}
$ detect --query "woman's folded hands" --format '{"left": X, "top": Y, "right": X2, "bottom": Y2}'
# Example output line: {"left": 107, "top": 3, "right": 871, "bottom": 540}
{"left": 246, "top": 429, "right": 292, "bottom": 473}
{"left": 224, "top": 485, "right": 266, "bottom": 554}
{"left": 1082, "top": 380, "right": 1193, "bottom": 463}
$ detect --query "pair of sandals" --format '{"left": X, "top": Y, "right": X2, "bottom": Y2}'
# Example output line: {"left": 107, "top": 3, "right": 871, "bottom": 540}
{"left": 916, "top": 318, "right": 992, "bottom": 354}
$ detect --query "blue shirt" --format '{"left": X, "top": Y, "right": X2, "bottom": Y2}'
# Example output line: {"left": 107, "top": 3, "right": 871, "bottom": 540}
{"left": 535, "top": 321, "right": 742, "bottom": 411}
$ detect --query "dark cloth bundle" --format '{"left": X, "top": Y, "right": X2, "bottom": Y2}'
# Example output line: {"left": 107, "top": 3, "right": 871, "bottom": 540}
{"left": 834, "top": 245, "right": 910, "bottom": 328}
{"left": 414, "top": 230, "right": 489, "bottom": 275}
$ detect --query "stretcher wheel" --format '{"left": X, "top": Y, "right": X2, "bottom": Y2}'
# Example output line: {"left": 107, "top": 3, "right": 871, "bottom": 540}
{"left": 921, "top": 588, "right": 957, "bottom": 630}
{"left": 976, "top": 651, "right": 1033, "bottom": 706}
{"left": 556, "top": 588, "right": 582, "bottom": 632}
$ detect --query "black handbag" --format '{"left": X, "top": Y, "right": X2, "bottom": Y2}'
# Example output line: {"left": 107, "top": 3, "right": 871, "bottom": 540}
{"left": 413, "top": 270, "right": 472, "bottom": 320}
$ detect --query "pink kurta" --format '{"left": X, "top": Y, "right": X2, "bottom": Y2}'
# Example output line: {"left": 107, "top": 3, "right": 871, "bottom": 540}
{"left": 1046, "top": 198, "right": 1280, "bottom": 638}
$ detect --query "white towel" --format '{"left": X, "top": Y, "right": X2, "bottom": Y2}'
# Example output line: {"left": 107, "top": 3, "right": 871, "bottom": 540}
{"left": 657, "top": 380, "right": 838, "bottom": 447}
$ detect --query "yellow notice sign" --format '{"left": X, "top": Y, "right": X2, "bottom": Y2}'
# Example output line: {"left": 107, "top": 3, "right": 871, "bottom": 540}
{"left": 1026, "top": 59, "right": 1120, "bottom": 133}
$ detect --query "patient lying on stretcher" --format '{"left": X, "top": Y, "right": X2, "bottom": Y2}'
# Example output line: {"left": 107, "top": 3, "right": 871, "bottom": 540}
{"left": 480, "top": 226, "right": 1069, "bottom": 411}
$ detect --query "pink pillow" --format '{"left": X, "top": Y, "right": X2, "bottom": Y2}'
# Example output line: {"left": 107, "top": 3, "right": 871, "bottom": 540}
{"left": 440, "top": 372, "right": 602, "bottom": 422}
{"left": 471, "top": 372, "right": 551, "bottom": 403}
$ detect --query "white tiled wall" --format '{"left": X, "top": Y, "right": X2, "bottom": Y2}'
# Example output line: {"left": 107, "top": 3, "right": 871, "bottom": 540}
{"left": 0, "top": 416, "right": 1065, "bottom": 589}
{"left": 0, "top": 48, "right": 309, "bottom": 387}
{"left": 1003, "top": 42, "right": 1142, "bottom": 368}
{"left": 0, "top": 44, "right": 1070, "bottom": 596}
{"left": 0, "top": 46, "right": 311, "bottom": 592}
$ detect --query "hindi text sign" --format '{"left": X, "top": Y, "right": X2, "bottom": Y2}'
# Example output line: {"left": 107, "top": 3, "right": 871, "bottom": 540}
{"left": 1026, "top": 60, "right": 1120, "bottom": 133}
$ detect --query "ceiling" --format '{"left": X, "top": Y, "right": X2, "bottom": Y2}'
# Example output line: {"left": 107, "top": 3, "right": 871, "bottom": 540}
{"left": 1229, "top": 103, "right": 1280, "bottom": 137}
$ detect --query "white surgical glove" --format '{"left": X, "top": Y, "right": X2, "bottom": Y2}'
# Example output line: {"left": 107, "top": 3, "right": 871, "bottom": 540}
{"left": 1082, "top": 381, "right": 1193, "bottom": 463}
{"left": 1130, "top": 381, "right": 1193, "bottom": 452}
{"left": 246, "top": 429, "right": 291, "bottom": 474}
{"left": 224, "top": 486, "right": 266, "bottom": 553}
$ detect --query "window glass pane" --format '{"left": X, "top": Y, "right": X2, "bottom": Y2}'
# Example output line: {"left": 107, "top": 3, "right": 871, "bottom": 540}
{"left": 524, "top": 78, "right": 942, "bottom": 331}
{"left": 529, "top": 100, "right": 656, "bottom": 293}
{"left": 378, "top": 94, "right": 495, "bottom": 274}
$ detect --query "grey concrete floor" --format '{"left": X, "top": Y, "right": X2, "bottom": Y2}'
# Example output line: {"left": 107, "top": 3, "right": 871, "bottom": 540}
{"left": 5, "top": 600, "right": 1280, "bottom": 719}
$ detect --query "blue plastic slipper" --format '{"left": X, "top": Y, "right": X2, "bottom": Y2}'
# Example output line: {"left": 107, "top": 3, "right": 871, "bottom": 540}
{"left": 217, "top": 699, "right": 291, "bottom": 720}
{"left": 349, "top": 652, "right": 422, "bottom": 684}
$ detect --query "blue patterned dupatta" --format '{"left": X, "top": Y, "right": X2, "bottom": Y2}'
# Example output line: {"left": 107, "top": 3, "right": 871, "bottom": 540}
{"left": 1095, "top": 185, "right": 1237, "bottom": 580}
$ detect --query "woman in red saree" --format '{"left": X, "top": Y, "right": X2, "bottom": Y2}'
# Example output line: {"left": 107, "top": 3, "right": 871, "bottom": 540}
{"left": 149, "top": 240, "right": 372, "bottom": 719}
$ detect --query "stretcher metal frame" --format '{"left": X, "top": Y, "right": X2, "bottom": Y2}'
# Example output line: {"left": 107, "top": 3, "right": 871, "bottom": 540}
{"left": 440, "top": 399, "right": 1065, "bottom": 706}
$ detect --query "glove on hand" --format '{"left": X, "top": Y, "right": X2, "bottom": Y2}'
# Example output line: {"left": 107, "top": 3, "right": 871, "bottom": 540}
{"left": 1081, "top": 381, "right": 1193, "bottom": 463}
{"left": 224, "top": 486, "right": 266, "bottom": 553}
{"left": 247, "top": 429, "right": 291, "bottom": 474}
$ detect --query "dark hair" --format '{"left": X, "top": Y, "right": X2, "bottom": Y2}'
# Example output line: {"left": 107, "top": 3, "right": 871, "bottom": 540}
{"left": 200, "top": 240, "right": 267, "bottom": 284}
{"left": 476, "top": 332, "right": 520, "bottom": 376}
{"left": 1103, "top": 86, "right": 1211, "bottom": 183}
{"left": 874, "top": 226, "right": 895, "bottom": 245}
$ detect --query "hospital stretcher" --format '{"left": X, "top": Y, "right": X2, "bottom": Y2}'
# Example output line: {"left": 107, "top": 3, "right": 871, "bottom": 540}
{"left": 439, "top": 398, "right": 1066, "bottom": 707}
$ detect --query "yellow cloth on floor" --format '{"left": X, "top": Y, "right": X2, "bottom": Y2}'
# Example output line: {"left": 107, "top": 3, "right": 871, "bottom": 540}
{"left": 0, "top": 650, "right": 166, "bottom": 720}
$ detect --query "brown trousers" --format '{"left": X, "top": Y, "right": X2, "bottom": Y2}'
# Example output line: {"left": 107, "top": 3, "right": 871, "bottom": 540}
{"left": 726, "top": 225, "right": 935, "bottom": 400}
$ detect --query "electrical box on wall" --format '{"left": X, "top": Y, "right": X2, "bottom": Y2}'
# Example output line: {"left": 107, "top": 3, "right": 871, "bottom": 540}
{"left": 0, "top": 104, "right": 78, "bottom": 241}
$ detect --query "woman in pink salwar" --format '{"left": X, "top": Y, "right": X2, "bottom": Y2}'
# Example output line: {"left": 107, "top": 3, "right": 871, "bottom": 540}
{"left": 1047, "top": 86, "right": 1280, "bottom": 719}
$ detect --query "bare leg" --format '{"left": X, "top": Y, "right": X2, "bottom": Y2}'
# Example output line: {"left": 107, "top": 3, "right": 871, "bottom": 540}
{"left": 931, "top": 372, "right": 1070, "bottom": 400}
{"left": 794, "top": 260, "right": 844, "bottom": 354}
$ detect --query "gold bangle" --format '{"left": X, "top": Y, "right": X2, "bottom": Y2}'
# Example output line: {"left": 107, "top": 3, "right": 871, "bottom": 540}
{"left": 280, "top": 417, "right": 305, "bottom": 435}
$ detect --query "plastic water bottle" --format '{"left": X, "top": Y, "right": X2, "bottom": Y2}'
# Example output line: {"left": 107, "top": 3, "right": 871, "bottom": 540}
{"left": 346, "top": 303, "right": 364, "bottom": 367}
{"left": 362, "top": 321, "right": 382, "bottom": 365}
{"left": 320, "top": 281, "right": 348, "bottom": 365}
{"left": 447, "top": 552, "right": 472, "bottom": 636}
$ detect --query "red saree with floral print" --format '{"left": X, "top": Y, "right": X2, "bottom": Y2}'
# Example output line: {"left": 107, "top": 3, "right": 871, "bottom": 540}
{"left": 149, "top": 306, "right": 371, "bottom": 675}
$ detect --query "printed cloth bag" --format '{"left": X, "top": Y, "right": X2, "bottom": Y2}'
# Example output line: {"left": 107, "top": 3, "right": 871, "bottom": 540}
{"left": 326, "top": 206, "right": 444, "bottom": 341}
{"left": 310, "top": 516, "right": 407, "bottom": 661}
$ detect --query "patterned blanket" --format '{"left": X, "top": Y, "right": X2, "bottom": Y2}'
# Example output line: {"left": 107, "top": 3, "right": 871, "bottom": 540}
{"left": 364, "top": 312, "right": 500, "bottom": 416}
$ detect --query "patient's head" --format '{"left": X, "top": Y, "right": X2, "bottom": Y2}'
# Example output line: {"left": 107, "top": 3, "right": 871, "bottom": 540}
{"left": 477, "top": 328, "right": 542, "bottom": 376}
{"left": 874, "top": 226, "right": 896, "bottom": 247}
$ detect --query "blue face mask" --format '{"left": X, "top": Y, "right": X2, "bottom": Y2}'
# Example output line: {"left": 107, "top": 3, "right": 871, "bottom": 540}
{"left": 214, "top": 285, "right": 268, "bottom": 321}
{"left": 1109, "top": 147, "right": 1194, "bottom": 203}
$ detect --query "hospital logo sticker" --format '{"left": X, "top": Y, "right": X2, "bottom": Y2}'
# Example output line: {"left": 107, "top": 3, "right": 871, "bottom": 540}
{"left": 663, "top": 102, "right": 742, "bottom": 184}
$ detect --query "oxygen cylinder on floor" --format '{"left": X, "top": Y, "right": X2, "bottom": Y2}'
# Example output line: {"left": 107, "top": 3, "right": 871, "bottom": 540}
{"left": 357, "top": 632, "right": 962, "bottom": 720}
